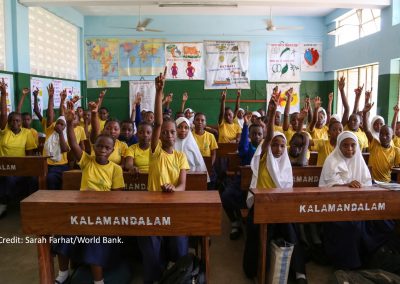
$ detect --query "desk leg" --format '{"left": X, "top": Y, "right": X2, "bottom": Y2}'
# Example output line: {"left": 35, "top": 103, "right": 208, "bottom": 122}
{"left": 258, "top": 224, "right": 267, "bottom": 284}
{"left": 37, "top": 236, "right": 54, "bottom": 284}
{"left": 202, "top": 236, "right": 210, "bottom": 283}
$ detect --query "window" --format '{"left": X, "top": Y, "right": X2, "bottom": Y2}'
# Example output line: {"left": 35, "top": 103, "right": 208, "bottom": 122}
{"left": 337, "top": 64, "right": 379, "bottom": 118}
{"left": 29, "top": 7, "right": 79, "bottom": 79}
{"left": 0, "top": 0, "right": 5, "bottom": 70}
{"left": 335, "top": 9, "right": 381, "bottom": 46}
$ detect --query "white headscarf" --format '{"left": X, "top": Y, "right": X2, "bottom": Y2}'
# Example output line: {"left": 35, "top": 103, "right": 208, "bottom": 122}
{"left": 330, "top": 114, "right": 341, "bottom": 123}
{"left": 319, "top": 131, "right": 372, "bottom": 187}
{"left": 370, "top": 115, "right": 384, "bottom": 141}
{"left": 236, "top": 108, "right": 245, "bottom": 129}
{"left": 175, "top": 117, "right": 209, "bottom": 181}
{"left": 184, "top": 108, "right": 195, "bottom": 125}
{"left": 317, "top": 107, "right": 327, "bottom": 125}
{"left": 247, "top": 132, "right": 293, "bottom": 207}
{"left": 44, "top": 116, "right": 67, "bottom": 162}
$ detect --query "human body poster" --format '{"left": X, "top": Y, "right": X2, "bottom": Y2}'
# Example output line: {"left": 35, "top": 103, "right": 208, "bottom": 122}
{"left": 204, "top": 41, "right": 250, "bottom": 89}
{"left": 129, "top": 81, "right": 156, "bottom": 114}
{"left": 165, "top": 42, "right": 203, "bottom": 80}
{"left": 267, "top": 43, "right": 301, "bottom": 82}
{"left": 266, "top": 83, "right": 301, "bottom": 114}
{"left": 301, "top": 43, "right": 323, "bottom": 72}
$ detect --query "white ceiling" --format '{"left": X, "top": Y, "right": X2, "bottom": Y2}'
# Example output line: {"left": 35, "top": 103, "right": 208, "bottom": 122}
{"left": 19, "top": 0, "right": 391, "bottom": 16}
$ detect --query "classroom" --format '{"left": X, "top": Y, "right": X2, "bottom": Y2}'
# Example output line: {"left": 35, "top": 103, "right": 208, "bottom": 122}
{"left": 1, "top": 0, "right": 400, "bottom": 283}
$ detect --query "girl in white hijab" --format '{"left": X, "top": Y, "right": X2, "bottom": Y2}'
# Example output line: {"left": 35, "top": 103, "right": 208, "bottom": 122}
{"left": 370, "top": 115, "right": 384, "bottom": 141}
{"left": 44, "top": 116, "right": 68, "bottom": 163}
{"left": 319, "top": 131, "right": 372, "bottom": 187}
{"left": 175, "top": 117, "right": 209, "bottom": 181}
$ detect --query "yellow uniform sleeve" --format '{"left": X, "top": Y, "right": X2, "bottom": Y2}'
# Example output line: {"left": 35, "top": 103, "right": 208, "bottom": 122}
{"left": 111, "top": 164, "right": 125, "bottom": 189}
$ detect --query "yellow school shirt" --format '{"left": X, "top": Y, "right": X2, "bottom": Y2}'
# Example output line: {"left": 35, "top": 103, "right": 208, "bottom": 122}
{"left": 74, "top": 125, "right": 87, "bottom": 144}
{"left": 126, "top": 144, "right": 150, "bottom": 173}
{"left": 312, "top": 139, "right": 334, "bottom": 166}
{"left": 274, "top": 125, "right": 284, "bottom": 133}
{"left": 284, "top": 128, "right": 311, "bottom": 159}
{"left": 43, "top": 124, "right": 68, "bottom": 165}
{"left": 29, "top": 128, "right": 39, "bottom": 146}
{"left": 79, "top": 152, "right": 124, "bottom": 191}
{"left": 256, "top": 153, "right": 276, "bottom": 189}
{"left": 0, "top": 127, "right": 37, "bottom": 156}
{"left": 91, "top": 139, "right": 127, "bottom": 165}
{"left": 147, "top": 143, "right": 190, "bottom": 191}
{"left": 393, "top": 136, "right": 400, "bottom": 148}
{"left": 218, "top": 121, "right": 241, "bottom": 143}
{"left": 344, "top": 126, "right": 369, "bottom": 151}
{"left": 309, "top": 125, "right": 328, "bottom": 140}
{"left": 368, "top": 139, "right": 400, "bottom": 182}
{"left": 192, "top": 131, "right": 218, "bottom": 157}
{"left": 99, "top": 118, "right": 106, "bottom": 131}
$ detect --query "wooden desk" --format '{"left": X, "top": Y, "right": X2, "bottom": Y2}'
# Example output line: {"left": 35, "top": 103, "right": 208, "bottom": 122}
{"left": 391, "top": 167, "right": 400, "bottom": 183}
{"left": 217, "top": 143, "right": 238, "bottom": 157}
{"left": 0, "top": 156, "right": 48, "bottom": 189}
{"left": 308, "top": 151, "right": 318, "bottom": 166}
{"left": 62, "top": 170, "right": 208, "bottom": 191}
{"left": 250, "top": 186, "right": 400, "bottom": 284}
{"left": 240, "top": 166, "right": 322, "bottom": 190}
{"left": 21, "top": 190, "right": 221, "bottom": 284}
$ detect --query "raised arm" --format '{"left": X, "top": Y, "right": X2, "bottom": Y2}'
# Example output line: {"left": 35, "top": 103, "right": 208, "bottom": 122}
{"left": 180, "top": 92, "right": 188, "bottom": 112}
{"left": 352, "top": 84, "right": 364, "bottom": 114}
{"left": 338, "top": 76, "right": 350, "bottom": 127}
{"left": 59, "top": 89, "right": 67, "bottom": 117}
{"left": 0, "top": 79, "right": 8, "bottom": 130}
{"left": 262, "top": 89, "right": 279, "bottom": 156}
{"left": 297, "top": 107, "right": 309, "bottom": 133}
{"left": 234, "top": 89, "right": 241, "bottom": 117}
{"left": 17, "top": 88, "right": 30, "bottom": 113}
{"left": 130, "top": 94, "right": 141, "bottom": 123}
{"left": 305, "top": 96, "right": 313, "bottom": 124}
{"left": 46, "top": 84, "right": 55, "bottom": 127}
{"left": 151, "top": 67, "right": 167, "bottom": 153}
{"left": 392, "top": 104, "right": 399, "bottom": 134}
{"left": 66, "top": 102, "right": 82, "bottom": 161}
{"left": 32, "top": 88, "right": 43, "bottom": 122}
{"left": 282, "top": 87, "right": 292, "bottom": 131}
{"left": 238, "top": 112, "right": 251, "bottom": 155}
{"left": 327, "top": 92, "right": 333, "bottom": 124}
{"left": 89, "top": 101, "right": 100, "bottom": 144}
{"left": 218, "top": 89, "right": 227, "bottom": 125}
{"left": 362, "top": 96, "right": 374, "bottom": 143}
{"left": 309, "top": 96, "right": 321, "bottom": 132}
{"left": 97, "top": 89, "right": 106, "bottom": 110}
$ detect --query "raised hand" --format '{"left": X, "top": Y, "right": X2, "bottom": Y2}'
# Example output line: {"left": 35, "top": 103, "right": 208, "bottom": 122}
{"left": 155, "top": 67, "right": 167, "bottom": 93}
{"left": 365, "top": 88, "right": 372, "bottom": 103}
{"left": 0, "top": 78, "right": 7, "bottom": 95}
{"left": 243, "top": 112, "right": 252, "bottom": 124}
{"left": 47, "top": 83, "right": 54, "bottom": 97}
{"left": 70, "top": 95, "right": 81, "bottom": 104}
{"left": 338, "top": 76, "right": 345, "bottom": 91}
{"left": 182, "top": 92, "right": 188, "bottom": 102}
{"left": 88, "top": 101, "right": 98, "bottom": 113}
{"left": 65, "top": 102, "right": 75, "bottom": 123}
{"left": 60, "top": 89, "right": 67, "bottom": 101}
{"left": 354, "top": 84, "right": 364, "bottom": 97}
{"left": 299, "top": 107, "right": 308, "bottom": 121}
{"left": 362, "top": 102, "right": 374, "bottom": 113}
{"left": 99, "top": 89, "right": 107, "bottom": 99}
{"left": 134, "top": 93, "right": 142, "bottom": 105}
{"left": 313, "top": 96, "right": 322, "bottom": 109}
{"left": 22, "top": 88, "right": 30, "bottom": 97}
{"left": 32, "top": 87, "right": 39, "bottom": 98}
{"left": 221, "top": 88, "right": 227, "bottom": 101}
{"left": 394, "top": 104, "right": 399, "bottom": 113}
{"left": 328, "top": 92, "right": 333, "bottom": 102}
{"left": 237, "top": 89, "right": 241, "bottom": 97}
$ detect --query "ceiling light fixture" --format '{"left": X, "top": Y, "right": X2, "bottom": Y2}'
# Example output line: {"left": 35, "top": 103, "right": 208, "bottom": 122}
{"left": 158, "top": 2, "right": 238, "bottom": 8}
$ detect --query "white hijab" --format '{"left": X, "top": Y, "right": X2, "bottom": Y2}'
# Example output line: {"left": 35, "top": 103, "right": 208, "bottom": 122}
{"left": 175, "top": 117, "right": 209, "bottom": 181}
{"left": 236, "top": 108, "right": 245, "bottom": 129}
{"left": 44, "top": 116, "right": 67, "bottom": 162}
{"left": 370, "top": 115, "right": 384, "bottom": 141}
{"left": 330, "top": 114, "right": 341, "bottom": 123}
{"left": 319, "top": 131, "right": 372, "bottom": 187}
{"left": 318, "top": 107, "right": 327, "bottom": 125}
{"left": 247, "top": 132, "right": 293, "bottom": 207}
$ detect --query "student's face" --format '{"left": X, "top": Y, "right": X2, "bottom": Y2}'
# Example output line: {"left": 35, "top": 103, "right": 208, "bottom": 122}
{"left": 258, "top": 109, "right": 266, "bottom": 117}
{"left": 194, "top": 114, "right": 206, "bottom": 131}
{"left": 22, "top": 114, "right": 32, "bottom": 128}
{"left": 184, "top": 110, "right": 193, "bottom": 119}
{"left": 103, "top": 121, "right": 120, "bottom": 139}
{"left": 249, "top": 126, "right": 263, "bottom": 146}
{"left": 396, "top": 123, "right": 400, "bottom": 137}
{"left": 274, "top": 112, "right": 281, "bottom": 126}
{"left": 84, "top": 111, "right": 91, "bottom": 121}
{"left": 175, "top": 113, "right": 184, "bottom": 119}
{"left": 76, "top": 107, "right": 83, "bottom": 118}
{"left": 317, "top": 111, "right": 325, "bottom": 126}
{"left": 379, "top": 126, "right": 392, "bottom": 148}
{"left": 177, "top": 121, "right": 190, "bottom": 139}
{"left": 72, "top": 114, "right": 80, "bottom": 127}
{"left": 329, "top": 122, "right": 343, "bottom": 141}
{"left": 289, "top": 136, "right": 304, "bottom": 158}
{"left": 161, "top": 121, "right": 176, "bottom": 147}
{"left": 8, "top": 114, "right": 22, "bottom": 132}
{"left": 373, "top": 119, "right": 384, "bottom": 133}
{"left": 121, "top": 122, "right": 134, "bottom": 139}
{"left": 290, "top": 113, "right": 299, "bottom": 129}
{"left": 145, "top": 112, "right": 154, "bottom": 124}
{"left": 137, "top": 124, "right": 152, "bottom": 144}
{"left": 237, "top": 110, "right": 244, "bottom": 119}
{"left": 271, "top": 136, "right": 286, "bottom": 158}
{"left": 224, "top": 109, "right": 234, "bottom": 124}
{"left": 348, "top": 114, "right": 360, "bottom": 131}
{"left": 55, "top": 119, "right": 66, "bottom": 132}
{"left": 340, "top": 138, "right": 357, "bottom": 158}
{"left": 94, "top": 136, "right": 114, "bottom": 159}
{"left": 99, "top": 109, "right": 109, "bottom": 121}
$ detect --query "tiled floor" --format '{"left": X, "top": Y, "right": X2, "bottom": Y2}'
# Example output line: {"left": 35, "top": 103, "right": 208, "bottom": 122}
{"left": 0, "top": 203, "right": 333, "bottom": 283}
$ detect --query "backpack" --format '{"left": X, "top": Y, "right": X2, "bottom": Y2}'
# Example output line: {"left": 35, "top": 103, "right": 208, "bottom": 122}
{"left": 159, "top": 253, "right": 205, "bottom": 284}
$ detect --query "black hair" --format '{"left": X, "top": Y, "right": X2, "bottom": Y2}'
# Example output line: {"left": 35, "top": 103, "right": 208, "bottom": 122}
{"left": 194, "top": 112, "right": 206, "bottom": 120}
{"left": 105, "top": 118, "right": 121, "bottom": 128}
{"left": 225, "top": 107, "right": 233, "bottom": 112}
{"left": 99, "top": 107, "right": 109, "bottom": 112}
{"left": 175, "top": 112, "right": 184, "bottom": 119}
{"left": 138, "top": 121, "right": 153, "bottom": 129}
{"left": 328, "top": 120, "right": 342, "bottom": 131}
{"left": 95, "top": 133, "right": 115, "bottom": 146}
{"left": 249, "top": 124, "right": 263, "bottom": 133}
{"left": 21, "top": 112, "right": 31, "bottom": 117}
{"left": 7, "top": 111, "right": 21, "bottom": 120}
{"left": 290, "top": 132, "right": 305, "bottom": 144}
{"left": 121, "top": 119, "right": 134, "bottom": 127}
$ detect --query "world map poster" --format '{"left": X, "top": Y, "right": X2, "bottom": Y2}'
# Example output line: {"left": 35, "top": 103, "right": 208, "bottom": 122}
{"left": 85, "top": 38, "right": 121, "bottom": 88}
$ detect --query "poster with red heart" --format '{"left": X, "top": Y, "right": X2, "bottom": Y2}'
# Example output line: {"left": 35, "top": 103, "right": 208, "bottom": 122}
{"left": 301, "top": 43, "right": 323, "bottom": 72}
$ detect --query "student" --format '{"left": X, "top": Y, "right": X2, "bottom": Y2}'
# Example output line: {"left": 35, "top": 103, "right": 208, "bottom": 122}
{"left": 138, "top": 68, "right": 189, "bottom": 284}
{"left": 308, "top": 96, "right": 329, "bottom": 140}
{"left": 124, "top": 122, "right": 152, "bottom": 174}
{"left": 362, "top": 100, "right": 400, "bottom": 182}
{"left": 144, "top": 111, "right": 155, "bottom": 125}
{"left": 311, "top": 120, "right": 343, "bottom": 166}
{"left": 222, "top": 111, "right": 263, "bottom": 240}
{"left": 274, "top": 110, "right": 283, "bottom": 132}
{"left": 319, "top": 131, "right": 395, "bottom": 271}
{"left": 370, "top": 115, "right": 385, "bottom": 142}
{"left": 282, "top": 87, "right": 300, "bottom": 144}
{"left": 181, "top": 92, "right": 195, "bottom": 125}
{"left": 0, "top": 79, "right": 37, "bottom": 218}
{"left": 232, "top": 89, "right": 244, "bottom": 128}
{"left": 192, "top": 112, "right": 218, "bottom": 166}
{"left": 76, "top": 106, "right": 84, "bottom": 127}
{"left": 17, "top": 87, "right": 38, "bottom": 145}
{"left": 218, "top": 89, "right": 242, "bottom": 143}
{"left": 53, "top": 102, "right": 125, "bottom": 284}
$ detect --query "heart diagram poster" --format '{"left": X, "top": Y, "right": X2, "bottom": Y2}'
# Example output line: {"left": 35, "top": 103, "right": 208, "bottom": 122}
{"left": 301, "top": 43, "right": 322, "bottom": 72}
{"left": 266, "top": 83, "right": 301, "bottom": 114}
{"left": 165, "top": 42, "right": 203, "bottom": 80}
{"left": 204, "top": 41, "right": 250, "bottom": 89}
{"left": 267, "top": 43, "right": 301, "bottom": 82}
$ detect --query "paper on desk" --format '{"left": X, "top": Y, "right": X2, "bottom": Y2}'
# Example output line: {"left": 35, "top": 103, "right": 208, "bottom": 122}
{"left": 374, "top": 180, "right": 400, "bottom": 190}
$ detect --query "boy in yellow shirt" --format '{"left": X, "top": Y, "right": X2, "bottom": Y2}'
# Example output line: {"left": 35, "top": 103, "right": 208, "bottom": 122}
{"left": 311, "top": 120, "right": 343, "bottom": 166}
{"left": 125, "top": 122, "right": 152, "bottom": 174}
{"left": 218, "top": 89, "right": 241, "bottom": 143}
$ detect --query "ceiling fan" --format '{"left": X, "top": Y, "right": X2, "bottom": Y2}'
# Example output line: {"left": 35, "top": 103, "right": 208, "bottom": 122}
{"left": 112, "top": 6, "right": 163, "bottom": 33}
{"left": 264, "top": 8, "right": 304, "bottom": 31}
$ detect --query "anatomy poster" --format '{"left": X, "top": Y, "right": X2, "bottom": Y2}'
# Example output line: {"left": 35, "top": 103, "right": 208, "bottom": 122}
{"left": 301, "top": 43, "right": 323, "bottom": 72}
{"left": 204, "top": 41, "right": 250, "bottom": 89}
{"left": 267, "top": 43, "right": 301, "bottom": 82}
{"left": 266, "top": 83, "right": 301, "bottom": 114}
{"left": 129, "top": 81, "right": 156, "bottom": 114}
{"left": 165, "top": 42, "right": 203, "bottom": 80}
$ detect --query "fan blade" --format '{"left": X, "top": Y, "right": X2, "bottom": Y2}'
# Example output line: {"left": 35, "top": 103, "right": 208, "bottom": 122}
{"left": 140, "top": 18, "right": 153, "bottom": 28}
{"left": 275, "top": 26, "right": 304, "bottom": 30}
{"left": 110, "top": 26, "right": 137, "bottom": 30}
{"left": 247, "top": 28, "right": 267, "bottom": 32}
{"left": 145, "top": 28, "right": 163, "bottom": 32}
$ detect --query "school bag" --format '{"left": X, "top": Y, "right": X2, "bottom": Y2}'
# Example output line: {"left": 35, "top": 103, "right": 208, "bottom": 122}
{"left": 330, "top": 269, "right": 400, "bottom": 284}
{"left": 159, "top": 253, "right": 205, "bottom": 284}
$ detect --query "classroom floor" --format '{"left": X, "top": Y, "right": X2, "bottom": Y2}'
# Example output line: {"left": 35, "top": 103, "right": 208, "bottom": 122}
{"left": 0, "top": 202, "right": 333, "bottom": 284}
